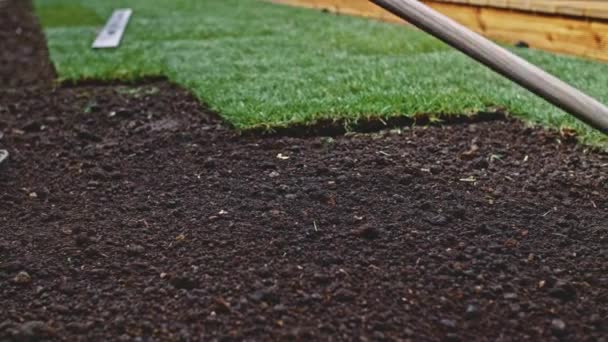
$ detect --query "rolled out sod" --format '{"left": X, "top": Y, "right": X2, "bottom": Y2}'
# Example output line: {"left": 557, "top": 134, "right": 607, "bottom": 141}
{"left": 35, "top": 0, "right": 608, "bottom": 146}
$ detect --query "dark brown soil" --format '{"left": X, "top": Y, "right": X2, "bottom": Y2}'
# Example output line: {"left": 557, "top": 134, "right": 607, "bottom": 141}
{"left": 1, "top": 1, "right": 607, "bottom": 341}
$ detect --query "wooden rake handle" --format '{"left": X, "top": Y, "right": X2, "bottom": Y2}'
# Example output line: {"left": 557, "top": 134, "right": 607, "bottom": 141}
{"left": 370, "top": 0, "right": 608, "bottom": 134}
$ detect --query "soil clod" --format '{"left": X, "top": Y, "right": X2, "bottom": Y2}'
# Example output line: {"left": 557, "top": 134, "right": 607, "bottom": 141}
{"left": 351, "top": 224, "right": 381, "bottom": 239}
{"left": 13, "top": 271, "right": 31, "bottom": 285}
{"left": 548, "top": 280, "right": 577, "bottom": 301}
{"left": 170, "top": 274, "right": 199, "bottom": 290}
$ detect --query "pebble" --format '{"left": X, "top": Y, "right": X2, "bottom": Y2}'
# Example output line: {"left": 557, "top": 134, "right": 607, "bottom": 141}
{"left": 509, "top": 303, "right": 521, "bottom": 312}
{"left": 551, "top": 318, "right": 566, "bottom": 335}
{"left": 465, "top": 304, "right": 480, "bottom": 319}
{"left": 273, "top": 304, "right": 287, "bottom": 313}
{"left": 0, "top": 149, "right": 8, "bottom": 166}
{"left": 428, "top": 214, "right": 449, "bottom": 226}
{"left": 126, "top": 244, "right": 145, "bottom": 256}
{"left": 440, "top": 319, "right": 457, "bottom": 330}
{"left": 13, "top": 271, "right": 31, "bottom": 285}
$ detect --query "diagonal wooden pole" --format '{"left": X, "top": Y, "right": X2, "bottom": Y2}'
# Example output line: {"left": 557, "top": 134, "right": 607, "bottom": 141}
{"left": 370, "top": 0, "right": 608, "bottom": 134}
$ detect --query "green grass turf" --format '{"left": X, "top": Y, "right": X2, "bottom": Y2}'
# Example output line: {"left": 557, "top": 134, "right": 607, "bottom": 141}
{"left": 34, "top": 0, "right": 608, "bottom": 145}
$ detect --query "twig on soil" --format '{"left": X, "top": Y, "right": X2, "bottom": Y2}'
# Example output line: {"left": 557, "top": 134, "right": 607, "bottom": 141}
{"left": 542, "top": 207, "right": 557, "bottom": 217}
{"left": 338, "top": 268, "right": 349, "bottom": 276}
{"left": 552, "top": 233, "right": 570, "bottom": 239}
{"left": 313, "top": 220, "right": 319, "bottom": 232}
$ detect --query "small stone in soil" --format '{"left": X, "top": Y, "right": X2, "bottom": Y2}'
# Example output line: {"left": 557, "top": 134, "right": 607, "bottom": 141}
{"left": 13, "top": 271, "right": 31, "bottom": 285}
{"left": 551, "top": 318, "right": 566, "bottom": 335}
{"left": 273, "top": 304, "right": 287, "bottom": 313}
{"left": 465, "top": 304, "right": 480, "bottom": 319}
{"left": 0, "top": 149, "right": 8, "bottom": 166}
{"left": 126, "top": 244, "right": 145, "bottom": 256}
{"left": 428, "top": 214, "right": 449, "bottom": 226}
{"left": 440, "top": 318, "right": 457, "bottom": 330}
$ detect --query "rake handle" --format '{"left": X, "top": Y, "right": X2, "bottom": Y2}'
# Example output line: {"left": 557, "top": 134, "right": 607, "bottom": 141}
{"left": 370, "top": 0, "right": 608, "bottom": 134}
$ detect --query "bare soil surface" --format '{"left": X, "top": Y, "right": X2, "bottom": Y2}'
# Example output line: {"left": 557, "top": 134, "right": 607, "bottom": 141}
{"left": 1, "top": 1, "right": 607, "bottom": 341}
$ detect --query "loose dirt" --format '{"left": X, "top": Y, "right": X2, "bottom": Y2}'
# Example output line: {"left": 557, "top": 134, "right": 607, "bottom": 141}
{"left": 1, "top": 1, "right": 606, "bottom": 340}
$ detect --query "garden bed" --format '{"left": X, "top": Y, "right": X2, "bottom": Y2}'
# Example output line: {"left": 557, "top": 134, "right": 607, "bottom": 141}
{"left": 1, "top": 0, "right": 607, "bottom": 340}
